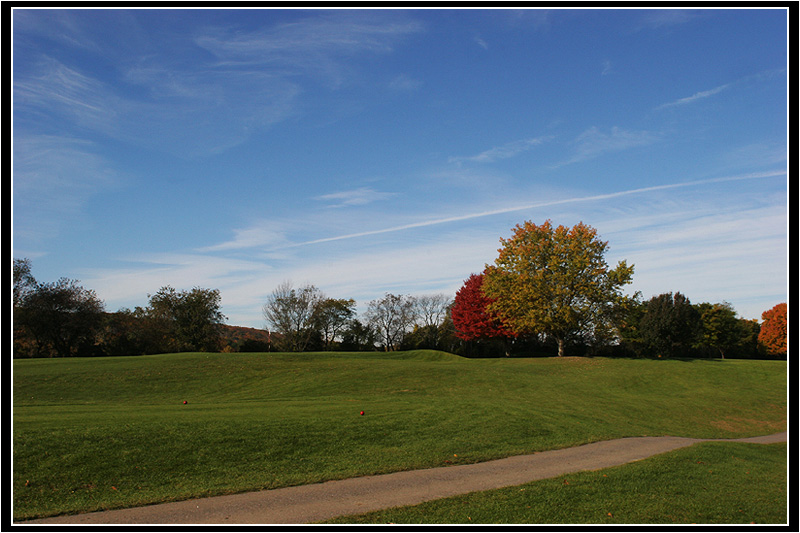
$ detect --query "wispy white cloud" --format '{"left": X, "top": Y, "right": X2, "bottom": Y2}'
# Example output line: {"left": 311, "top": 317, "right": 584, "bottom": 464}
{"left": 656, "top": 83, "right": 731, "bottom": 110}
{"left": 503, "top": 9, "right": 552, "bottom": 31}
{"left": 194, "top": 14, "right": 424, "bottom": 88}
{"left": 86, "top": 171, "right": 786, "bottom": 326}
{"left": 14, "top": 56, "right": 120, "bottom": 135}
{"left": 16, "top": 10, "right": 786, "bottom": 330}
{"left": 13, "top": 134, "right": 120, "bottom": 243}
{"left": 314, "top": 187, "right": 397, "bottom": 209}
{"left": 85, "top": 233, "right": 501, "bottom": 326}
{"left": 197, "top": 223, "right": 291, "bottom": 253}
{"left": 556, "top": 126, "right": 657, "bottom": 167}
{"left": 449, "top": 136, "right": 551, "bottom": 165}
{"left": 198, "top": 16, "right": 423, "bottom": 59}
{"left": 716, "top": 141, "right": 787, "bottom": 172}
{"left": 619, "top": 204, "right": 787, "bottom": 319}
{"left": 15, "top": 47, "right": 301, "bottom": 158}
{"left": 272, "top": 237, "right": 498, "bottom": 302}
{"left": 638, "top": 10, "right": 701, "bottom": 29}
{"left": 13, "top": 9, "right": 147, "bottom": 58}
{"left": 82, "top": 253, "right": 270, "bottom": 311}
{"left": 284, "top": 170, "right": 785, "bottom": 248}
{"left": 388, "top": 73, "right": 423, "bottom": 92}
{"left": 15, "top": 13, "right": 424, "bottom": 159}
{"left": 654, "top": 69, "right": 785, "bottom": 112}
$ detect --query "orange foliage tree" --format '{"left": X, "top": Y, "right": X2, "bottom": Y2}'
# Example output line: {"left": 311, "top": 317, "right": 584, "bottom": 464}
{"left": 758, "top": 303, "right": 787, "bottom": 357}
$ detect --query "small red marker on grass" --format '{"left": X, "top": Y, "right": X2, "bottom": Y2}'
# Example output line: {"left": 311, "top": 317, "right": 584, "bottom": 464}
{"left": 183, "top": 400, "right": 188, "bottom": 405}
{"left": 360, "top": 411, "right": 365, "bottom": 416}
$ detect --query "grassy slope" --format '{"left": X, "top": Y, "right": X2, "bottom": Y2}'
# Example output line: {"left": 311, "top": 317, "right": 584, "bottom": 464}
{"left": 327, "top": 441, "right": 787, "bottom": 524}
{"left": 13, "top": 351, "right": 786, "bottom": 520}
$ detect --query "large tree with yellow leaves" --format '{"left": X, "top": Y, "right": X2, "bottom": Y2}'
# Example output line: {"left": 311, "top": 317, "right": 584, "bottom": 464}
{"left": 483, "top": 220, "right": 635, "bottom": 357}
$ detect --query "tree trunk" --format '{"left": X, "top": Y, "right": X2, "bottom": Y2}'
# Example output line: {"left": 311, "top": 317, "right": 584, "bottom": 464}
{"left": 557, "top": 338, "right": 565, "bottom": 357}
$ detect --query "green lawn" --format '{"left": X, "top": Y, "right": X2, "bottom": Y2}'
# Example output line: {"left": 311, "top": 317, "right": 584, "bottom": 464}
{"left": 12, "top": 351, "right": 786, "bottom": 521}
{"left": 327, "top": 441, "right": 787, "bottom": 524}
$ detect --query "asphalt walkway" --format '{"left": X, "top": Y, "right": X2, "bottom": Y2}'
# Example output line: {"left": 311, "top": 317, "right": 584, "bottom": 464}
{"left": 24, "top": 432, "right": 786, "bottom": 525}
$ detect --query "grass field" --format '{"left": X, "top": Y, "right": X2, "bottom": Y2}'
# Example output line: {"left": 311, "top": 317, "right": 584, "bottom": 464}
{"left": 327, "top": 441, "right": 787, "bottom": 524}
{"left": 12, "top": 351, "right": 787, "bottom": 522}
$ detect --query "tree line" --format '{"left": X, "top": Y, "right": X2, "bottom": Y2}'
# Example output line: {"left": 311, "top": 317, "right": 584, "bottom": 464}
{"left": 13, "top": 258, "right": 229, "bottom": 358}
{"left": 452, "top": 272, "right": 785, "bottom": 359}
{"left": 260, "top": 281, "right": 455, "bottom": 353}
{"left": 12, "top": 258, "right": 458, "bottom": 357}
{"left": 12, "top": 220, "right": 787, "bottom": 359}
{"left": 448, "top": 220, "right": 786, "bottom": 359}
{"left": 449, "top": 220, "right": 786, "bottom": 359}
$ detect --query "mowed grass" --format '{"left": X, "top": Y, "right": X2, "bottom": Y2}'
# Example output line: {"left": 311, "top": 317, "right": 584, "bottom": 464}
{"left": 13, "top": 351, "right": 786, "bottom": 521}
{"left": 327, "top": 442, "right": 787, "bottom": 524}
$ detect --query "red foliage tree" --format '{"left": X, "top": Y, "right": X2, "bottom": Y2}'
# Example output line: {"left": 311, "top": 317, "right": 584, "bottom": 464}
{"left": 451, "top": 272, "right": 517, "bottom": 342}
{"left": 758, "top": 303, "right": 787, "bottom": 357}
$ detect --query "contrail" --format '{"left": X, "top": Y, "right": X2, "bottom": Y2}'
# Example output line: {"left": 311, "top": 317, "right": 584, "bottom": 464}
{"left": 289, "top": 170, "right": 785, "bottom": 248}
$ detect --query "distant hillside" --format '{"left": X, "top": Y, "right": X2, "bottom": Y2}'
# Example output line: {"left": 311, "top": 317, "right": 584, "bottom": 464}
{"left": 218, "top": 324, "right": 272, "bottom": 351}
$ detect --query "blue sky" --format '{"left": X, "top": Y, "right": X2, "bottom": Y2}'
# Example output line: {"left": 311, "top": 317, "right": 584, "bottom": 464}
{"left": 13, "top": 8, "right": 788, "bottom": 328}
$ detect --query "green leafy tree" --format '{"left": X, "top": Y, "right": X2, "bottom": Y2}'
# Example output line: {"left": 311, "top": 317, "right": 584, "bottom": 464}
{"left": 736, "top": 318, "right": 761, "bottom": 359}
{"left": 177, "top": 287, "right": 227, "bottom": 351}
{"left": 340, "top": 319, "right": 377, "bottom": 351}
{"left": 697, "top": 302, "right": 743, "bottom": 359}
{"left": 616, "top": 294, "right": 647, "bottom": 356}
{"left": 483, "top": 220, "right": 634, "bottom": 357}
{"left": 95, "top": 308, "right": 149, "bottom": 356}
{"left": 146, "top": 286, "right": 227, "bottom": 352}
{"left": 15, "top": 277, "right": 105, "bottom": 357}
{"left": 640, "top": 292, "right": 700, "bottom": 357}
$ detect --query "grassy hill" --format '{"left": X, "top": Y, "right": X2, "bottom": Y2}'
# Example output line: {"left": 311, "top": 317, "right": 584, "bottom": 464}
{"left": 13, "top": 351, "right": 786, "bottom": 521}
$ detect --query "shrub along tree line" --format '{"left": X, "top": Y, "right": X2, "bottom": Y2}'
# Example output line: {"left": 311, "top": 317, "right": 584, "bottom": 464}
{"left": 13, "top": 218, "right": 788, "bottom": 359}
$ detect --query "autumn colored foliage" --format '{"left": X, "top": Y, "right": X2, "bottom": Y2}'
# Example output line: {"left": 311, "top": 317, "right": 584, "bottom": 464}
{"left": 483, "top": 220, "right": 634, "bottom": 357}
{"left": 451, "top": 272, "right": 517, "bottom": 341}
{"left": 758, "top": 303, "right": 787, "bottom": 357}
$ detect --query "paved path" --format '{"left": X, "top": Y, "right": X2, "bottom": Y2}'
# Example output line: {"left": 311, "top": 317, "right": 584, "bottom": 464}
{"left": 23, "top": 432, "right": 786, "bottom": 525}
